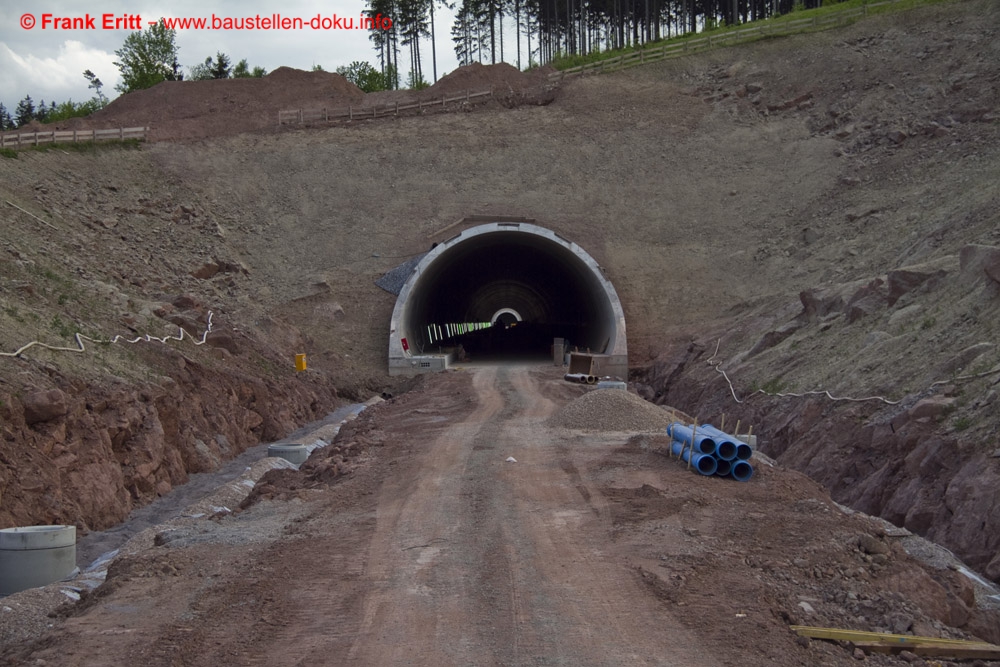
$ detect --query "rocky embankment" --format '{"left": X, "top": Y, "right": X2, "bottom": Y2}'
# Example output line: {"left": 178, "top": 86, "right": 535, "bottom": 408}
{"left": 634, "top": 243, "right": 1000, "bottom": 585}
{"left": 0, "top": 339, "right": 339, "bottom": 533}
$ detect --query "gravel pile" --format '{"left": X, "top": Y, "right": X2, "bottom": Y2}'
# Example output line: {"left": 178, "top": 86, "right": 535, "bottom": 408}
{"left": 375, "top": 253, "right": 427, "bottom": 295}
{"left": 547, "top": 389, "right": 679, "bottom": 432}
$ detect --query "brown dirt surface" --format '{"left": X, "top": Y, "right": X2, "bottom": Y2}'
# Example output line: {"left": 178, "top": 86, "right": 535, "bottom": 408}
{"left": 52, "top": 67, "right": 365, "bottom": 141}
{"left": 2, "top": 0, "right": 1000, "bottom": 660}
{"left": 3, "top": 366, "right": 998, "bottom": 666}
{"left": 34, "top": 62, "right": 556, "bottom": 142}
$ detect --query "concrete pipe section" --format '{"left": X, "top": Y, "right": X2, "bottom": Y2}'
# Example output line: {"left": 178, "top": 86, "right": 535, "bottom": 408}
{"left": 0, "top": 525, "right": 77, "bottom": 595}
{"left": 389, "top": 223, "right": 627, "bottom": 376}
{"left": 267, "top": 443, "right": 310, "bottom": 466}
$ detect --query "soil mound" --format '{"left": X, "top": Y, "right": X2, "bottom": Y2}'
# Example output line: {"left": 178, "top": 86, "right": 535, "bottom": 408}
{"left": 62, "top": 68, "right": 365, "bottom": 141}
{"left": 427, "top": 62, "right": 543, "bottom": 97}
{"left": 547, "top": 388, "right": 679, "bottom": 432}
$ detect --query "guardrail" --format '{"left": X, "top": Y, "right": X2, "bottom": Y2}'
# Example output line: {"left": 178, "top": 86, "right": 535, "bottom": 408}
{"left": 0, "top": 126, "right": 149, "bottom": 148}
{"left": 548, "top": 0, "right": 901, "bottom": 79}
{"left": 279, "top": 88, "right": 494, "bottom": 125}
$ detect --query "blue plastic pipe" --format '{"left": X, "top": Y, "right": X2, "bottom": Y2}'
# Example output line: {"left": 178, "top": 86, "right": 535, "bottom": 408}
{"left": 735, "top": 442, "right": 753, "bottom": 461}
{"left": 697, "top": 425, "right": 740, "bottom": 458}
{"left": 714, "top": 458, "right": 732, "bottom": 477}
{"left": 667, "top": 423, "right": 717, "bottom": 457}
{"left": 670, "top": 441, "right": 718, "bottom": 476}
{"left": 730, "top": 460, "right": 754, "bottom": 482}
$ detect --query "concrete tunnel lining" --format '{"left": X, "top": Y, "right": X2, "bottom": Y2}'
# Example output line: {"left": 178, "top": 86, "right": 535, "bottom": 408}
{"left": 388, "top": 223, "right": 627, "bottom": 376}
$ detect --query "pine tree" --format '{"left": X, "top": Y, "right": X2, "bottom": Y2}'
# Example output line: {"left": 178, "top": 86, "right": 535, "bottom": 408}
{"left": 15, "top": 96, "right": 35, "bottom": 126}
{"left": 83, "top": 69, "right": 109, "bottom": 107}
{"left": 210, "top": 52, "right": 232, "bottom": 79}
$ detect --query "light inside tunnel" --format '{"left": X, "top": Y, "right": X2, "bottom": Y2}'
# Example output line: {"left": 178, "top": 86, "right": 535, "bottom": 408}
{"left": 491, "top": 308, "right": 523, "bottom": 327}
{"left": 388, "top": 223, "right": 627, "bottom": 374}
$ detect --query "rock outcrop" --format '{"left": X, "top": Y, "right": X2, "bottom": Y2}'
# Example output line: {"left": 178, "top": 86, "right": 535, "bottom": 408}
{"left": 0, "top": 350, "right": 339, "bottom": 533}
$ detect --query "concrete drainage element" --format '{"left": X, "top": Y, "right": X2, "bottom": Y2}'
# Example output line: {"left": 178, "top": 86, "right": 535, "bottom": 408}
{"left": 596, "top": 380, "right": 627, "bottom": 390}
{"left": 267, "top": 443, "right": 310, "bottom": 466}
{"left": 0, "top": 525, "right": 77, "bottom": 595}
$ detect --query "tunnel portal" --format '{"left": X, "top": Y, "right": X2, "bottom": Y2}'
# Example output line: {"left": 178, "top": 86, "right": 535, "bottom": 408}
{"left": 388, "top": 223, "right": 627, "bottom": 376}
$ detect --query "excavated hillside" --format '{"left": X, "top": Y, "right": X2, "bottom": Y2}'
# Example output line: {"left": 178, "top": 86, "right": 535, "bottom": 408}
{"left": 1, "top": 0, "right": 998, "bottom": 593}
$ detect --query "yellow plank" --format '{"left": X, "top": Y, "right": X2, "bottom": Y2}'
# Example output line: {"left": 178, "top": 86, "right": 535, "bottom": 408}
{"left": 855, "top": 642, "right": 1000, "bottom": 660}
{"left": 790, "top": 626, "right": 999, "bottom": 648}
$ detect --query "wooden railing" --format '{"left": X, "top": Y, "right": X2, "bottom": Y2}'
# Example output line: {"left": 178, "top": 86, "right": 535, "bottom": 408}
{"left": 279, "top": 89, "right": 494, "bottom": 125}
{"left": 0, "top": 126, "right": 148, "bottom": 148}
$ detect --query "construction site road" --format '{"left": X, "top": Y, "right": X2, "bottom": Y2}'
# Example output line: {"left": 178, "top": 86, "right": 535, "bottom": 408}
{"left": 343, "top": 365, "right": 711, "bottom": 666}
{"left": 8, "top": 365, "right": 994, "bottom": 667}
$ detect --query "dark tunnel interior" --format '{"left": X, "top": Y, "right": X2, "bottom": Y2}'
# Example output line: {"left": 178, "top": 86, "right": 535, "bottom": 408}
{"left": 403, "top": 230, "right": 617, "bottom": 361}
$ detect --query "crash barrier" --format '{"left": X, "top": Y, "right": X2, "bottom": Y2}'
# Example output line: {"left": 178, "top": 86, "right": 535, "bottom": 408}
{"left": 667, "top": 421, "right": 754, "bottom": 481}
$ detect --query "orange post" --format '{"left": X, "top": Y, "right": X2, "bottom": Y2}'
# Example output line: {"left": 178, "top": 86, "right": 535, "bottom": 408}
{"left": 294, "top": 354, "right": 307, "bottom": 372}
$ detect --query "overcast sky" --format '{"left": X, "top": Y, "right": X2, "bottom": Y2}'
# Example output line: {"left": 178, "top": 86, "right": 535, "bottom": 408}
{"left": 0, "top": 0, "right": 463, "bottom": 110}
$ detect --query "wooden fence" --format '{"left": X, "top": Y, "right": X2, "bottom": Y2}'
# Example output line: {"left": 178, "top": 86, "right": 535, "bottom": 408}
{"left": 548, "top": 0, "right": 900, "bottom": 79}
{"left": 279, "top": 88, "right": 494, "bottom": 125}
{"left": 0, "top": 126, "right": 148, "bottom": 148}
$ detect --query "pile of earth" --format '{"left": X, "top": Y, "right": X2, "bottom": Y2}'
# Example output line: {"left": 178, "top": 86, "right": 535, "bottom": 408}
{"left": 47, "top": 67, "right": 365, "bottom": 141}
{"left": 29, "top": 63, "right": 557, "bottom": 142}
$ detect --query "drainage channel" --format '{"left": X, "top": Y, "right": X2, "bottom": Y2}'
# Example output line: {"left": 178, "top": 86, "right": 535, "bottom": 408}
{"left": 73, "top": 401, "right": 367, "bottom": 571}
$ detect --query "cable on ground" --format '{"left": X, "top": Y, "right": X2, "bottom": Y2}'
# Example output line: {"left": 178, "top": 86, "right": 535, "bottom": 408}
{"left": 705, "top": 338, "right": 1000, "bottom": 407}
{"left": 1, "top": 312, "right": 214, "bottom": 360}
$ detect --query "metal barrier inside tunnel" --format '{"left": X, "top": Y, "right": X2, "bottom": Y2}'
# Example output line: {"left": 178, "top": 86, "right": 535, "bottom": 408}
{"left": 388, "top": 223, "right": 628, "bottom": 376}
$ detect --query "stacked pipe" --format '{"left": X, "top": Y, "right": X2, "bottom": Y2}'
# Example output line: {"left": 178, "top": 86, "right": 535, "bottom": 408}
{"left": 667, "top": 422, "right": 754, "bottom": 482}
{"left": 564, "top": 373, "right": 598, "bottom": 384}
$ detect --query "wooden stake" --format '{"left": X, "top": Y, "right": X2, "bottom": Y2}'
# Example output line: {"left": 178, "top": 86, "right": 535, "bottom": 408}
{"left": 688, "top": 420, "right": 699, "bottom": 470}
{"left": 720, "top": 414, "right": 726, "bottom": 432}
{"left": 6, "top": 200, "right": 57, "bottom": 230}
{"left": 734, "top": 419, "right": 742, "bottom": 439}
{"left": 666, "top": 419, "right": 673, "bottom": 457}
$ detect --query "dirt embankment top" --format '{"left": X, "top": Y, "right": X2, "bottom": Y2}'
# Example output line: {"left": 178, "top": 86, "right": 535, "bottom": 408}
{"left": 44, "top": 67, "right": 362, "bottom": 141}
{"left": 39, "top": 63, "right": 554, "bottom": 142}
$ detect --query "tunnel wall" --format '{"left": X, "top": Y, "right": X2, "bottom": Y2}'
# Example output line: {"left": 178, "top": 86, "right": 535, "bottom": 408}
{"left": 388, "top": 223, "right": 627, "bottom": 376}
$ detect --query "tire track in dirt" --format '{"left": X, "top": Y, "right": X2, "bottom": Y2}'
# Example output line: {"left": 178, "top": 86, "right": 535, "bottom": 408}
{"left": 346, "top": 365, "right": 505, "bottom": 664}
{"left": 347, "top": 365, "right": 718, "bottom": 665}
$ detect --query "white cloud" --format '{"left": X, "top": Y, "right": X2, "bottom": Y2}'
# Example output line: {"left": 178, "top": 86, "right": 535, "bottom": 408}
{"left": 0, "top": 40, "right": 118, "bottom": 107}
{"left": 1, "top": 0, "right": 467, "bottom": 109}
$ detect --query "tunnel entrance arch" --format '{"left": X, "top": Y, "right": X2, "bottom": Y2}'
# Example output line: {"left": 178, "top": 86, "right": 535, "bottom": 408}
{"left": 388, "top": 223, "right": 627, "bottom": 376}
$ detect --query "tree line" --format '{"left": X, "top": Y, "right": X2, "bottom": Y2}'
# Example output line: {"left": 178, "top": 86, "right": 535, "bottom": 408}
{"left": 3, "top": 0, "right": 831, "bottom": 131}
{"left": 362, "top": 0, "right": 828, "bottom": 85}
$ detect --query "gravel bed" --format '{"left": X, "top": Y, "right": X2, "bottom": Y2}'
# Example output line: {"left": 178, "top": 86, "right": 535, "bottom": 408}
{"left": 547, "top": 388, "right": 682, "bottom": 432}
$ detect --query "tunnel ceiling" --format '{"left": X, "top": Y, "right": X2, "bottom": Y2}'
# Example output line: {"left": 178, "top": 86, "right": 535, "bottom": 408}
{"left": 389, "top": 223, "right": 627, "bottom": 373}
{"left": 410, "top": 235, "right": 601, "bottom": 327}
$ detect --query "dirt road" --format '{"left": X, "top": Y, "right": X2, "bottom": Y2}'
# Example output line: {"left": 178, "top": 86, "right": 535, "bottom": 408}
{"left": 345, "top": 365, "right": 712, "bottom": 666}
{"left": 8, "top": 366, "right": 995, "bottom": 666}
